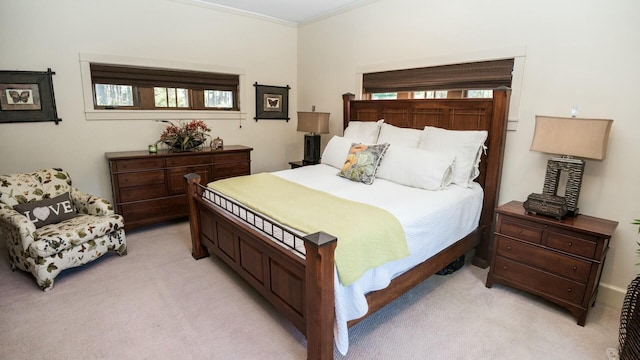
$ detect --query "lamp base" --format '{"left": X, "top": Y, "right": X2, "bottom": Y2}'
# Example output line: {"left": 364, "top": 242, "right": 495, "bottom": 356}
{"left": 541, "top": 157, "right": 585, "bottom": 216}
{"left": 303, "top": 133, "right": 321, "bottom": 164}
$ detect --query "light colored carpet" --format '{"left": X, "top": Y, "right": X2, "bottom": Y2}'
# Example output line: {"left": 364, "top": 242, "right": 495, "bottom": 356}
{"left": 0, "top": 220, "right": 621, "bottom": 359}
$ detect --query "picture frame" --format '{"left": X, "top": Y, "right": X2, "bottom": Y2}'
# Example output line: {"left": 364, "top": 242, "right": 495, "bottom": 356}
{"left": 254, "top": 82, "right": 290, "bottom": 121}
{"left": 0, "top": 68, "right": 61, "bottom": 124}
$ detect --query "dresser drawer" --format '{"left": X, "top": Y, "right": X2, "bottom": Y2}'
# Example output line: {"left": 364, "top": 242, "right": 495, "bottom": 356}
{"left": 498, "top": 217, "right": 543, "bottom": 244}
{"left": 213, "top": 162, "right": 250, "bottom": 180}
{"left": 493, "top": 256, "right": 586, "bottom": 305}
{"left": 546, "top": 230, "right": 597, "bottom": 259}
{"left": 119, "top": 184, "right": 167, "bottom": 203}
{"left": 167, "top": 166, "right": 210, "bottom": 195}
{"left": 496, "top": 236, "right": 591, "bottom": 283}
{"left": 113, "top": 158, "right": 164, "bottom": 172}
{"left": 120, "top": 196, "right": 188, "bottom": 224}
{"left": 213, "top": 152, "right": 250, "bottom": 163}
{"left": 117, "top": 170, "right": 165, "bottom": 188}
{"left": 166, "top": 155, "right": 211, "bottom": 167}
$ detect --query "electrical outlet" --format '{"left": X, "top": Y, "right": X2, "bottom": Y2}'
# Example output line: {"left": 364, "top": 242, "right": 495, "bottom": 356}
{"left": 571, "top": 105, "right": 578, "bottom": 117}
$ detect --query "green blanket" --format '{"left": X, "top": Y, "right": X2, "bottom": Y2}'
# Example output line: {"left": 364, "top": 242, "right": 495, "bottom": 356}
{"left": 208, "top": 173, "right": 409, "bottom": 286}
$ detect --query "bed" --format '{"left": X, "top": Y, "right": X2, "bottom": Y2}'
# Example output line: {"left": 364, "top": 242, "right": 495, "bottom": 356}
{"left": 184, "top": 89, "right": 511, "bottom": 360}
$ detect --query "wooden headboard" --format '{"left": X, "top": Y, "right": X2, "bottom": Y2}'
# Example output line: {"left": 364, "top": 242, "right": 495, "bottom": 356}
{"left": 341, "top": 89, "right": 511, "bottom": 267}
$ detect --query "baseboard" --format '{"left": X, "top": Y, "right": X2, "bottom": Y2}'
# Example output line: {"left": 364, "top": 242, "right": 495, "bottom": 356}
{"left": 597, "top": 282, "right": 627, "bottom": 310}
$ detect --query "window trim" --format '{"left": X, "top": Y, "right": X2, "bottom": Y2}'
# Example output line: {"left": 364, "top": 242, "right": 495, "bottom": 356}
{"left": 79, "top": 53, "right": 247, "bottom": 121}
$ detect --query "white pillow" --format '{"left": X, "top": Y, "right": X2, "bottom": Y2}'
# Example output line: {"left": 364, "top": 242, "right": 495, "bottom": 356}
{"left": 377, "top": 147, "right": 455, "bottom": 190}
{"left": 321, "top": 136, "right": 353, "bottom": 169}
{"left": 376, "top": 123, "right": 422, "bottom": 148}
{"left": 343, "top": 119, "right": 384, "bottom": 144}
{"left": 418, "top": 126, "right": 488, "bottom": 188}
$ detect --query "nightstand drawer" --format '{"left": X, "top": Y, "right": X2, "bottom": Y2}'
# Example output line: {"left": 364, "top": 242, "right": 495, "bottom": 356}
{"left": 547, "top": 231, "right": 597, "bottom": 259}
{"left": 496, "top": 236, "right": 591, "bottom": 283}
{"left": 498, "top": 217, "right": 543, "bottom": 244}
{"left": 493, "top": 256, "right": 586, "bottom": 305}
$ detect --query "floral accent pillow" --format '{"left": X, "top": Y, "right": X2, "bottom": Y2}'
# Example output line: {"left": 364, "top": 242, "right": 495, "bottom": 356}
{"left": 338, "top": 143, "right": 390, "bottom": 184}
{"left": 13, "top": 192, "right": 78, "bottom": 228}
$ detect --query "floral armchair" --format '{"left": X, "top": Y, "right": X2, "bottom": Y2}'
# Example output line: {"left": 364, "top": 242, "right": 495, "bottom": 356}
{"left": 0, "top": 168, "right": 126, "bottom": 291}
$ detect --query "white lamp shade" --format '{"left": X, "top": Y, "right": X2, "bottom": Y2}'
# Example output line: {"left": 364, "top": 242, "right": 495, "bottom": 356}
{"left": 297, "top": 112, "right": 330, "bottom": 134}
{"left": 530, "top": 116, "right": 613, "bottom": 160}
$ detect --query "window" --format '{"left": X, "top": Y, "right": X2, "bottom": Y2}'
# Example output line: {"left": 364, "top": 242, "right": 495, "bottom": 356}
{"left": 204, "top": 90, "right": 234, "bottom": 109}
{"left": 94, "top": 84, "right": 135, "bottom": 107}
{"left": 363, "top": 59, "right": 513, "bottom": 100}
{"left": 154, "top": 87, "right": 189, "bottom": 108}
{"left": 370, "top": 93, "right": 397, "bottom": 100}
{"left": 89, "top": 64, "right": 239, "bottom": 111}
{"left": 413, "top": 90, "right": 451, "bottom": 99}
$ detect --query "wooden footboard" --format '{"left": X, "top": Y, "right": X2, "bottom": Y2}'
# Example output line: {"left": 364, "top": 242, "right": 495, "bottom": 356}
{"left": 185, "top": 174, "right": 337, "bottom": 359}
{"left": 185, "top": 174, "right": 483, "bottom": 360}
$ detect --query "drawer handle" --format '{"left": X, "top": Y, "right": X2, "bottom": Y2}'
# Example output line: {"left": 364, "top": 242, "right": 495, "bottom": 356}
{"left": 568, "top": 242, "right": 573, "bottom": 247}
{"left": 506, "top": 246, "right": 511, "bottom": 251}
{"left": 572, "top": 266, "right": 577, "bottom": 271}
{"left": 518, "top": 229, "right": 523, "bottom": 233}
{"left": 567, "top": 288, "right": 572, "bottom": 293}
{"left": 503, "top": 266, "right": 508, "bottom": 270}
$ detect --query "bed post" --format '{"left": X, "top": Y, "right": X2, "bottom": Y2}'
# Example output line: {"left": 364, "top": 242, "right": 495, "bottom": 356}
{"left": 472, "top": 88, "right": 511, "bottom": 268}
{"left": 304, "top": 231, "right": 337, "bottom": 360}
{"left": 184, "top": 173, "right": 209, "bottom": 260}
{"left": 342, "top": 93, "right": 355, "bottom": 130}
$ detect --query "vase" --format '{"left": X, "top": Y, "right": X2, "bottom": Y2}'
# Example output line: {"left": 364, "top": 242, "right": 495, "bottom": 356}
{"left": 165, "top": 140, "right": 203, "bottom": 151}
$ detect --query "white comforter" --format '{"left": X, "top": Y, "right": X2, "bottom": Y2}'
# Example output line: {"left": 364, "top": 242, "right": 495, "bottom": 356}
{"left": 272, "top": 164, "right": 483, "bottom": 355}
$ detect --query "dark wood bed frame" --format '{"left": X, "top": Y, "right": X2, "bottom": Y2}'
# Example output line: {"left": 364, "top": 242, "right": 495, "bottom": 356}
{"left": 184, "top": 89, "right": 511, "bottom": 360}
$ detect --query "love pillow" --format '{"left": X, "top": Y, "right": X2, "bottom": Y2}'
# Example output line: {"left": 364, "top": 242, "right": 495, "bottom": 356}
{"left": 13, "top": 192, "right": 78, "bottom": 228}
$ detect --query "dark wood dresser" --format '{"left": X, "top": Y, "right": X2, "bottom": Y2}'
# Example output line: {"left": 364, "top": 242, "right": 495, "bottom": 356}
{"left": 486, "top": 200, "right": 617, "bottom": 326}
{"left": 105, "top": 145, "right": 252, "bottom": 230}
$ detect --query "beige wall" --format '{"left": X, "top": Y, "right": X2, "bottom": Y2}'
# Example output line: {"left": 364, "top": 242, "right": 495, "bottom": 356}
{"left": 1, "top": 0, "right": 638, "bottom": 309}
{"left": 0, "top": 0, "right": 300, "bottom": 199}
{"left": 298, "top": 0, "right": 640, "bottom": 308}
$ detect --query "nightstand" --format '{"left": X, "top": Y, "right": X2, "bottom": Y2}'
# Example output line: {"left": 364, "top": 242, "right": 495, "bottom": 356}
{"left": 288, "top": 161, "right": 317, "bottom": 169}
{"left": 485, "top": 200, "right": 618, "bottom": 326}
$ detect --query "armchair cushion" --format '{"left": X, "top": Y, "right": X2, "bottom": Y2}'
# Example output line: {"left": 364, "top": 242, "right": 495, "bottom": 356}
{"left": 13, "top": 192, "right": 78, "bottom": 228}
{"left": 30, "top": 213, "right": 124, "bottom": 258}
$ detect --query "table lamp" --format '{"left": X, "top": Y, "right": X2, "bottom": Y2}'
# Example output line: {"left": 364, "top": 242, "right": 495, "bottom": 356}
{"left": 529, "top": 115, "right": 613, "bottom": 217}
{"left": 297, "top": 109, "right": 330, "bottom": 164}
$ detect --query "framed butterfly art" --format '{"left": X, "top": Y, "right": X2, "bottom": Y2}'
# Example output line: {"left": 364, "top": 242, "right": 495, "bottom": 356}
{"left": 254, "top": 83, "right": 290, "bottom": 121}
{"left": 0, "top": 68, "right": 61, "bottom": 124}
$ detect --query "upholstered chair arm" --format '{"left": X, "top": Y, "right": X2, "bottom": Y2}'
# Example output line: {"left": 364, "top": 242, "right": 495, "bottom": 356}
{"left": 0, "top": 203, "right": 37, "bottom": 252}
{"left": 70, "top": 188, "right": 115, "bottom": 216}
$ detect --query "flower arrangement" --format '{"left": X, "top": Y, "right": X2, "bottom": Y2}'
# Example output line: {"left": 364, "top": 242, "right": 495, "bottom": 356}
{"left": 157, "top": 120, "right": 211, "bottom": 151}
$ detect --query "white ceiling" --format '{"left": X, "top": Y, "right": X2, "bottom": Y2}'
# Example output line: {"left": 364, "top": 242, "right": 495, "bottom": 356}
{"left": 197, "top": 0, "right": 370, "bottom": 24}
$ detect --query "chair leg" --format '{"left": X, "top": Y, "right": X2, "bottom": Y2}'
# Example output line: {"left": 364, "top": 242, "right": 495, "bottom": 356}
{"left": 38, "top": 278, "right": 54, "bottom": 292}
